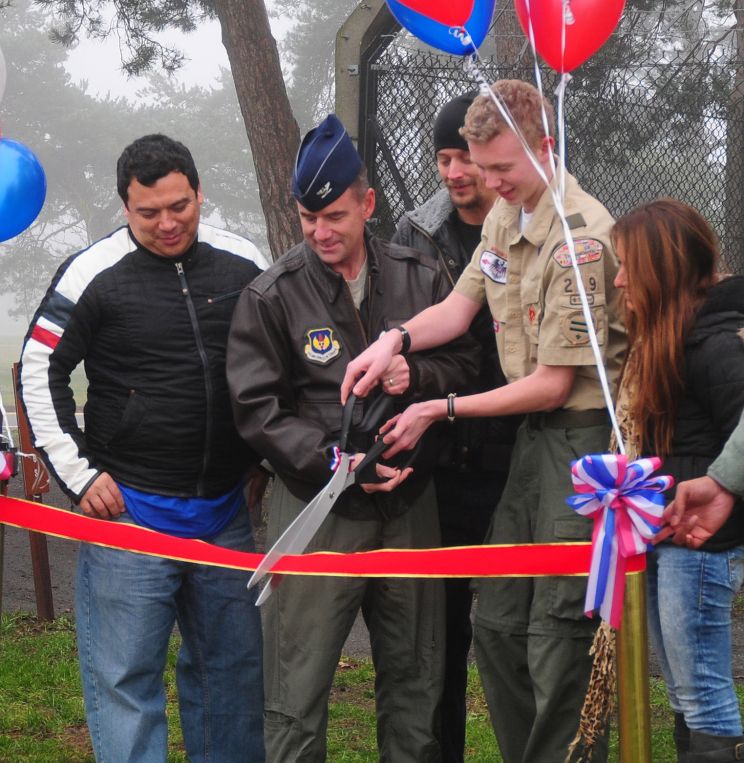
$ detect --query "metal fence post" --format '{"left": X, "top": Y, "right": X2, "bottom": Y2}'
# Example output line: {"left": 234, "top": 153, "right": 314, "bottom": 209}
{"left": 617, "top": 571, "right": 652, "bottom": 762}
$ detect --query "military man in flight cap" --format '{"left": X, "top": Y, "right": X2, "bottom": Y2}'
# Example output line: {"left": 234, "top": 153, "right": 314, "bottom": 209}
{"left": 227, "top": 114, "right": 478, "bottom": 761}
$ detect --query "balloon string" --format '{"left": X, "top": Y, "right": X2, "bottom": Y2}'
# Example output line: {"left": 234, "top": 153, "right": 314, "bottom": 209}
{"left": 522, "top": 0, "right": 559, "bottom": 192}
{"left": 555, "top": 74, "right": 571, "bottom": 205}
{"left": 561, "top": 0, "right": 568, "bottom": 80}
{"left": 459, "top": 25, "right": 478, "bottom": 58}
{"left": 552, "top": 199, "right": 626, "bottom": 454}
{"left": 462, "top": 48, "right": 626, "bottom": 454}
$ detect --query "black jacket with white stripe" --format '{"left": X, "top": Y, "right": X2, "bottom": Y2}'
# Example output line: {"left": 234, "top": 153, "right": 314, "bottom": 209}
{"left": 19, "top": 223, "right": 266, "bottom": 502}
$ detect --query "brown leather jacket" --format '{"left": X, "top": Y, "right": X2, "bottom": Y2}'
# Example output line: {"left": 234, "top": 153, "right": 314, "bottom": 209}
{"left": 227, "top": 232, "right": 479, "bottom": 519}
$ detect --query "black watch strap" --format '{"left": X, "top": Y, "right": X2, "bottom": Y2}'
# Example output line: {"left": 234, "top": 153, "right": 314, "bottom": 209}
{"left": 397, "top": 326, "right": 411, "bottom": 356}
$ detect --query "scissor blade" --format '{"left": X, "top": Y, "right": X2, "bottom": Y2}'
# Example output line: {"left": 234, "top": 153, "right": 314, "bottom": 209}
{"left": 247, "top": 489, "right": 325, "bottom": 591}
{"left": 255, "top": 575, "right": 277, "bottom": 606}
{"left": 247, "top": 454, "right": 354, "bottom": 596}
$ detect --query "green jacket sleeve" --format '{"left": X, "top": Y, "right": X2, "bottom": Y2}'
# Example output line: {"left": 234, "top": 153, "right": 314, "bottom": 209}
{"left": 709, "top": 409, "right": 744, "bottom": 497}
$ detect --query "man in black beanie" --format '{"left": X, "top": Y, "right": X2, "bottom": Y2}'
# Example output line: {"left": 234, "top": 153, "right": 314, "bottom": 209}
{"left": 393, "top": 93, "right": 521, "bottom": 763}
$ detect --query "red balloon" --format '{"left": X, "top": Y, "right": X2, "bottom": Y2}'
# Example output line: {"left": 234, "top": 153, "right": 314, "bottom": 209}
{"left": 515, "top": 0, "right": 625, "bottom": 72}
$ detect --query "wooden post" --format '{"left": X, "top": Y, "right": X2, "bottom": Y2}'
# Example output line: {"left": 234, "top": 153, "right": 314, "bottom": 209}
{"left": 12, "top": 363, "right": 54, "bottom": 621}
{"left": 28, "top": 531, "right": 54, "bottom": 620}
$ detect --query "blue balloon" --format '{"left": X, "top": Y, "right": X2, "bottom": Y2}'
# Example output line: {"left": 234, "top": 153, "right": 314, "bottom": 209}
{"left": 385, "top": 0, "right": 496, "bottom": 56}
{"left": 0, "top": 138, "right": 47, "bottom": 243}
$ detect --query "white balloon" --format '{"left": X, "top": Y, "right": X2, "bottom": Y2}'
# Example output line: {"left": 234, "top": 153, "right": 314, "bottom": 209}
{"left": 0, "top": 44, "right": 5, "bottom": 105}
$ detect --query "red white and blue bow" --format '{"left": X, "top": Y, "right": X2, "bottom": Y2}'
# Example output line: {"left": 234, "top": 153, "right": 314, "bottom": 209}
{"left": 566, "top": 454, "right": 674, "bottom": 628}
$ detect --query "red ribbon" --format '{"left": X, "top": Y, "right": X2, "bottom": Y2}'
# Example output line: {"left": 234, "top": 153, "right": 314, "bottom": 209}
{"left": 0, "top": 495, "right": 645, "bottom": 578}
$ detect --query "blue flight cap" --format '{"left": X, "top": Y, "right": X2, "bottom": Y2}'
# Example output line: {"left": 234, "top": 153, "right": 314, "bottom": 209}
{"left": 292, "top": 114, "right": 362, "bottom": 212}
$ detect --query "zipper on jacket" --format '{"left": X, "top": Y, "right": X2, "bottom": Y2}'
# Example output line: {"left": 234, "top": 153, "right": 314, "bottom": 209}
{"left": 175, "top": 260, "right": 213, "bottom": 496}
{"left": 364, "top": 270, "right": 377, "bottom": 342}
{"left": 343, "top": 279, "right": 368, "bottom": 347}
{"left": 208, "top": 289, "right": 243, "bottom": 305}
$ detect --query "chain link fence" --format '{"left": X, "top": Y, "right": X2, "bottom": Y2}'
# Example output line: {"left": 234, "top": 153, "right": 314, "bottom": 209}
{"left": 359, "top": 2, "right": 744, "bottom": 274}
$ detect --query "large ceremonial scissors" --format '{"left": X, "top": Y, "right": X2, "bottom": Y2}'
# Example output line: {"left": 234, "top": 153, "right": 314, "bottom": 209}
{"left": 248, "top": 393, "right": 397, "bottom": 605}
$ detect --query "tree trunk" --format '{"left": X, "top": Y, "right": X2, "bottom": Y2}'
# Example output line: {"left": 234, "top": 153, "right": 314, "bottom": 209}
{"left": 211, "top": 0, "right": 302, "bottom": 261}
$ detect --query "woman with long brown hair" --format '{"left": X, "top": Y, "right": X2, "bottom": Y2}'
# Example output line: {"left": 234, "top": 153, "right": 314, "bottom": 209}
{"left": 613, "top": 198, "right": 744, "bottom": 762}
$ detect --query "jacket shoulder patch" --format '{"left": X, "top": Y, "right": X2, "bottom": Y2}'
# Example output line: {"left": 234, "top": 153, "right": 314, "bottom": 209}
{"left": 552, "top": 239, "right": 604, "bottom": 268}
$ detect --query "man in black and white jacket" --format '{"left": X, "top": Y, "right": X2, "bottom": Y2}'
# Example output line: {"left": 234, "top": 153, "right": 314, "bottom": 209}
{"left": 19, "top": 134, "right": 269, "bottom": 763}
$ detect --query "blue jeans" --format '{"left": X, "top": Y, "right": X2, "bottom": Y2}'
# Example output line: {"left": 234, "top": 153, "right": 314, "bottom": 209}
{"left": 75, "top": 507, "right": 264, "bottom": 762}
{"left": 647, "top": 543, "right": 744, "bottom": 736}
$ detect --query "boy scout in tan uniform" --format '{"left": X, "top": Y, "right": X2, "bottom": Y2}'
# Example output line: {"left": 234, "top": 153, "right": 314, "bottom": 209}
{"left": 342, "top": 80, "right": 626, "bottom": 763}
{"left": 456, "top": 173, "right": 625, "bottom": 763}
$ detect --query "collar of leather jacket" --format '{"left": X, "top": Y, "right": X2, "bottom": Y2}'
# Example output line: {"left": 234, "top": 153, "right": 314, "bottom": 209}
{"left": 303, "top": 228, "right": 383, "bottom": 303}
{"left": 297, "top": 228, "right": 437, "bottom": 309}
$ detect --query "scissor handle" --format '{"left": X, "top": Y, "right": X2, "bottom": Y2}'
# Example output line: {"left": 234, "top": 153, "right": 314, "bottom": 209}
{"left": 356, "top": 393, "right": 396, "bottom": 435}
{"left": 353, "top": 434, "right": 422, "bottom": 484}
{"left": 352, "top": 435, "right": 389, "bottom": 481}
{"left": 339, "top": 393, "right": 358, "bottom": 453}
{"left": 340, "top": 393, "right": 396, "bottom": 453}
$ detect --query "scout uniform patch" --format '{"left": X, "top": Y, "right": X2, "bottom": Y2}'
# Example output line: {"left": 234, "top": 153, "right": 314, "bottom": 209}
{"left": 570, "top": 294, "right": 594, "bottom": 306}
{"left": 480, "top": 249, "right": 508, "bottom": 284}
{"left": 552, "top": 238, "right": 603, "bottom": 268}
{"left": 304, "top": 328, "right": 340, "bottom": 363}
{"left": 561, "top": 310, "right": 596, "bottom": 345}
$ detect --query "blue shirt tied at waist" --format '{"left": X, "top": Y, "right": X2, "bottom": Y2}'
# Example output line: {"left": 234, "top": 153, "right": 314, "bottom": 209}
{"left": 117, "top": 481, "right": 245, "bottom": 539}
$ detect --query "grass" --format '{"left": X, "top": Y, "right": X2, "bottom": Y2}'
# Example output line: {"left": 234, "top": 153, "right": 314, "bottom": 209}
{"left": 0, "top": 614, "right": 187, "bottom": 763}
{"left": 5, "top": 613, "right": 741, "bottom": 762}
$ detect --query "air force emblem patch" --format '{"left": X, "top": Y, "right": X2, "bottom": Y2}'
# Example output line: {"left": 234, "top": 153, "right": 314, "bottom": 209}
{"left": 305, "top": 328, "right": 341, "bottom": 363}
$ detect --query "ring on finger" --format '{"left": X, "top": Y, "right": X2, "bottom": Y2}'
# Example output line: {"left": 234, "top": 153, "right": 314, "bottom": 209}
{"left": 387, "top": 377, "right": 395, "bottom": 385}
